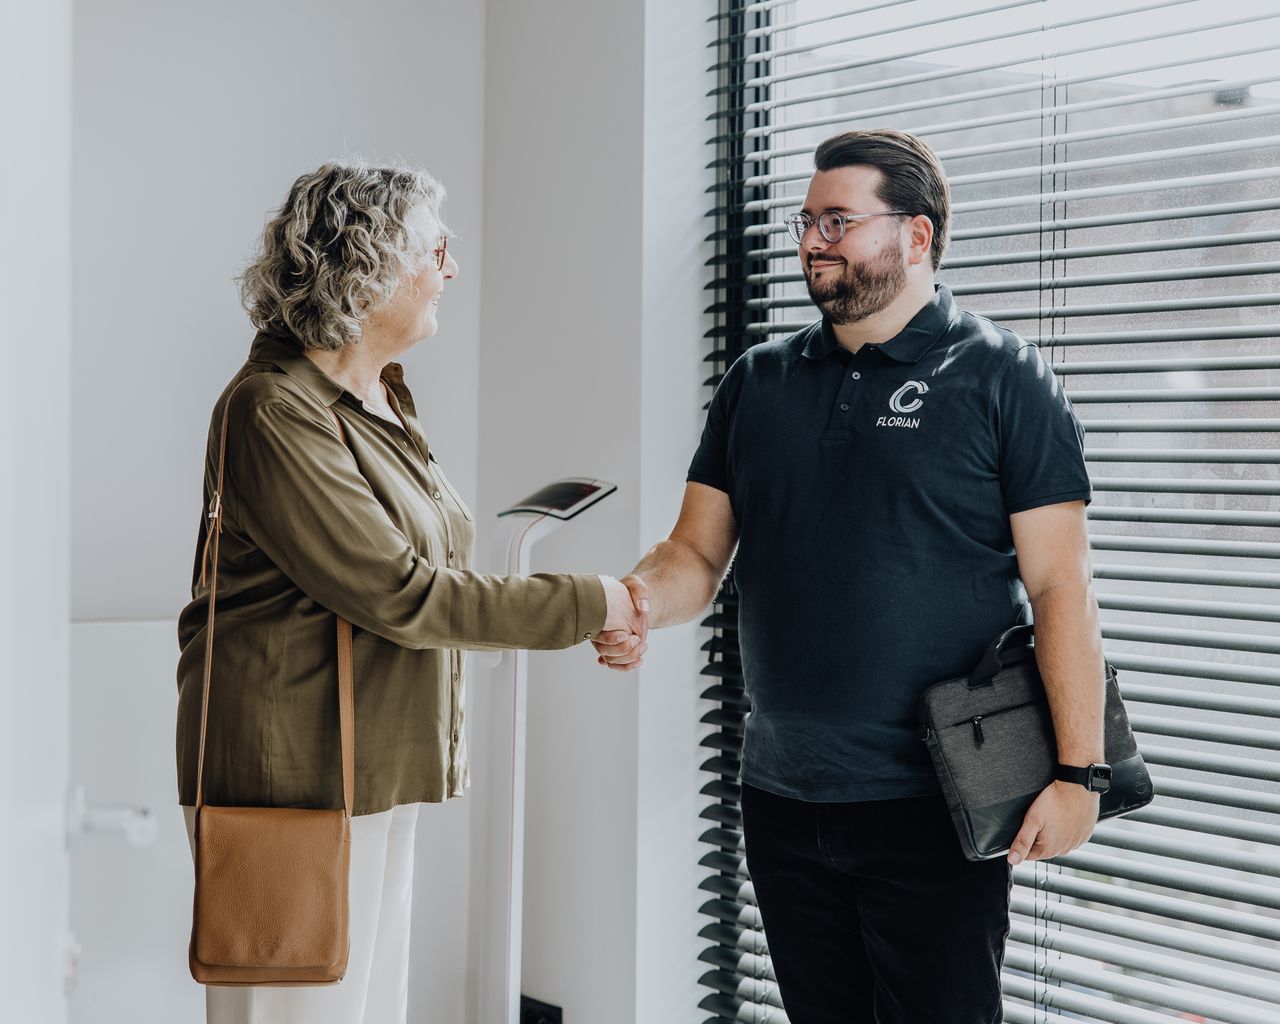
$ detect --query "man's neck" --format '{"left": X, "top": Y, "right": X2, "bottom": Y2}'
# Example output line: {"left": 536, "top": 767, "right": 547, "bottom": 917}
{"left": 829, "top": 277, "right": 937, "bottom": 354}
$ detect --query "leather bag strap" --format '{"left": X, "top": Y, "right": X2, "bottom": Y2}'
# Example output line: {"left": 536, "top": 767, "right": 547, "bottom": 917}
{"left": 194, "top": 377, "right": 355, "bottom": 817}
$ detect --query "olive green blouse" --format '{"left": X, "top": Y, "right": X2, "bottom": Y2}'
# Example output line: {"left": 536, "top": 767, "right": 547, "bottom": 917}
{"left": 176, "top": 332, "right": 608, "bottom": 815}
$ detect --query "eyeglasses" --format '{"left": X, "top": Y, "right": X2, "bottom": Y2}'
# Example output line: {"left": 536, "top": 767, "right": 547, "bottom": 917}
{"left": 433, "top": 235, "right": 449, "bottom": 271}
{"left": 785, "top": 209, "right": 908, "bottom": 245}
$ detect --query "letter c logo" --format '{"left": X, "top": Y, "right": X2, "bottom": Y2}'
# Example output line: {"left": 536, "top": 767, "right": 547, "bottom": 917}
{"left": 890, "top": 380, "right": 929, "bottom": 414}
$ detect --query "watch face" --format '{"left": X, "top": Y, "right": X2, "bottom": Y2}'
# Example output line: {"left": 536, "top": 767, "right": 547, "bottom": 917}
{"left": 1089, "top": 764, "right": 1113, "bottom": 793}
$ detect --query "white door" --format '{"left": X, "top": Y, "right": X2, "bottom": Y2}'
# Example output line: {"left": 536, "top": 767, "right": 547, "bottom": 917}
{"left": 0, "top": 0, "right": 73, "bottom": 1019}
{"left": 67, "top": 621, "right": 201, "bottom": 1023}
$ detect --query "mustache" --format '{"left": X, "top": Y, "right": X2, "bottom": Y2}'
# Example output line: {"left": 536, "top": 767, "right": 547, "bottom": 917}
{"left": 806, "top": 254, "right": 845, "bottom": 269}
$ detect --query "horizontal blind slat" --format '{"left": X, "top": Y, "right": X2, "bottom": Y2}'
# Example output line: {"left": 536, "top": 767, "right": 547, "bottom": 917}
{"left": 939, "top": 230, "right": 1280, "bottom": 269}
{"left": 1092, "top": 564, "right": 1280, "bottom": 589}
{"left": 1109, "top": 653, "right": 1280, "bottom": 687}
{"left": 1089, "top": 824, "right": 1280, "bottom": 876}
{"left": 1015, "top": 868, "right": 1280, "bottom": 941}
{"left": 745, "top": 0, "right": 1043, "bottom": 66}
{"left": 748, "top": 89, "right": 1280, "bottom": 166}
{"left": 1006, "top": 921, "right": 1280, "bottom": 1004}
{"left": 748, "top": 129, "right": 1280, "bottom": 191}
{"left": 1123, "top": 804, "right": 1280, "bottom": 846}
{"left": 747, "top": 164, "right": 1280, "bottom": 214}
{"left": 744, "top": 0, "right": 1210, "bottom": 91}
{"left": 1086, "top": 508, "right": 1280, "bottom": 528}
{"left": 1104, "top": 623, "right": 1280, "bottom": 656}
{"left": 1091, "top": 535, "right": 1280, "bottom": 558}
{"left": 1009, "top": 896, "right": 1280, "bottom": 972}
{"left": 751, "top": 48, "right": 1275, "bottom": 132}
{"left": 1122, "top": 684, "right": 1280, "bottom": 721}
{"left": 1003, "top": 947, "right": 1278, "bottom": 1024}
{"left": 1084, "top": 419, "right": 1280, "bottom": 432}
{"left": 745, "top": 266, "right": 1280, "bottom": 298}
{"left": 1000, "top": 972, "right": 1189, "bottom": 1024}
{"left": 743, "top": 197, "right": 1280, "bottom": 240}
{"left": 1090, "top": 478, "right": 1280, "bottom": 496}
{"left": 1125, "top": 741, "right": 1280, "bottom": 781}
{"left": 744, "top": 0, "right": 916, "bottom": 39}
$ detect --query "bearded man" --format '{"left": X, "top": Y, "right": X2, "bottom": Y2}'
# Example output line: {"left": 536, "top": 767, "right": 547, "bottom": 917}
{"left": 593, "top": 129, "right": 1104, "bottom": 1024}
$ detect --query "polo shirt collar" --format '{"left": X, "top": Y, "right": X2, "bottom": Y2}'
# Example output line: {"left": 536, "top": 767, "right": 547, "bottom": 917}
{"left": 248, "top": 330, "right": 409, "bottom": 408}
{"left": 802, "top": 283, "right": 958, "bottom": 364}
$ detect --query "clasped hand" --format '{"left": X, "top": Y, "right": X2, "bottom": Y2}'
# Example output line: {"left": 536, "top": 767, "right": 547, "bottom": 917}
{"left": 593, "top": 575, "right": 651, "bottom": 672}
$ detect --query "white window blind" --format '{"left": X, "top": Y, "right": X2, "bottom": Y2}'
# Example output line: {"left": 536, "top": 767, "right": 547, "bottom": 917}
{"left": 699, "top": 2, "right": 1280, "bottom": 1021}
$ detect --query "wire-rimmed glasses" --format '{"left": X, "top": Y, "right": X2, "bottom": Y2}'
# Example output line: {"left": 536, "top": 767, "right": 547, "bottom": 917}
{"left": 433, "top": 235, "right": 449, "bottom": 271}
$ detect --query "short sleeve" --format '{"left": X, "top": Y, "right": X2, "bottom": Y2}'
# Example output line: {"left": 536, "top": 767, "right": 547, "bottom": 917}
{"left": 687, "top": 354, "right": 747, "bottom": 493}
{"left": 993, "top": 344, "right": 1093, "bottom": 516}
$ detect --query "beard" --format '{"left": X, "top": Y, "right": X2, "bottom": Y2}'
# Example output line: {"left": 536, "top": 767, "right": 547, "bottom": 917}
{"left": 803, "top": 239, "right": 907, "bottom": 324}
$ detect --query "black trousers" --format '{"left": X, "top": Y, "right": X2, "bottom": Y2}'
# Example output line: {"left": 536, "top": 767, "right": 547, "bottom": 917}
{"left": 741, "top": 784, "right": 1012, "bottom": 1024}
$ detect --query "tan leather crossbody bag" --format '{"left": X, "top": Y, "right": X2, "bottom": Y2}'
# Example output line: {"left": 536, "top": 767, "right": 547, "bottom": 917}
{"left": 189, "top": 380, "right": 353, "bottom": 986}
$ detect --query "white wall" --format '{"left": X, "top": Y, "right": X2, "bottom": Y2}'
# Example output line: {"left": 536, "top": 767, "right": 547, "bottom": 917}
{"left": 72, "top": 0, "right": 487, "bottom": 621}
{"left": 69, "top": 2, "right": 486, "bottom": 1020}
{"left": 475, "top": 1, "right": 712, "bottom": 1021}
{"left": 477, "top": 0, "right": 644, "bottom": 1018}
{"left": 635, "top": 4, "right": 716, "bottom": 1021}
{"left": 0, "top": 1, "right": 72, "bottom": 1019}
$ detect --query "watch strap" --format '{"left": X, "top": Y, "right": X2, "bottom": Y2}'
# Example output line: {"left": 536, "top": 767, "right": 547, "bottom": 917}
{"left": 1055, "top": 762, "right": 1111, "bottom": 792}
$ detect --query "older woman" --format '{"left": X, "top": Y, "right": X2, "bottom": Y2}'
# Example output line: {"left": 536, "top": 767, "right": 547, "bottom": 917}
{"left": 175, "top": 160, "right": 644, "bottom": 1024}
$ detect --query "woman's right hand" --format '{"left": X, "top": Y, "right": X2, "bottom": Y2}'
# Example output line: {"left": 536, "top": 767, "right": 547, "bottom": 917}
{"left": 595, "top": 575, "right": 649, "bottom": 670}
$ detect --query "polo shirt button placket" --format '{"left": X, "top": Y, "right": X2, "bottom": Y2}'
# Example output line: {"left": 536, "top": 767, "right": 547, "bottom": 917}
{"left": 829, "top": 356, "right": 866, "bottom": 433}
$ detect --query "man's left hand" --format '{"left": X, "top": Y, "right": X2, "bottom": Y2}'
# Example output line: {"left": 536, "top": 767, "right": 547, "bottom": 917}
{"left": 1007, "top": 780, "right": 1100, "bottom": 866}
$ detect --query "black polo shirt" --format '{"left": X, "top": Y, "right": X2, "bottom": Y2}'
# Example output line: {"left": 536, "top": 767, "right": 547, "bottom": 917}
{"left": 688, "top": 284, "right": 1092, "bottom": 802}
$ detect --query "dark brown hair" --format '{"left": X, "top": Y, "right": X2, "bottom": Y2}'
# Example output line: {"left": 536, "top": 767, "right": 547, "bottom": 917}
{"left": 814, "top": 129, "right": 950, "bottom": 270}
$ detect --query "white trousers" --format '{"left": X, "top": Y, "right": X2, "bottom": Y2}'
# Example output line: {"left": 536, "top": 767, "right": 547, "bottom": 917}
{"left": 184, "top": 803, "right": 420, "bottom": 1024}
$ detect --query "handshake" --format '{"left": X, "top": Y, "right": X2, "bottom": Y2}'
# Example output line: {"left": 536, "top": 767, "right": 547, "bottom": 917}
{"left": 593, "top": 575, "right": 651, "bottom": 672}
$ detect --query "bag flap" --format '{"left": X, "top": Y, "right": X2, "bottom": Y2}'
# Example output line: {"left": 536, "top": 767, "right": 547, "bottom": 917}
{"left": 194, "top": 805, "right": 350, "bottom": 969}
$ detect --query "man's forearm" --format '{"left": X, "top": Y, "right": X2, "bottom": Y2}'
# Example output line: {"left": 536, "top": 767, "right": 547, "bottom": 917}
{"left": 1030, "top": 581, "right": 1106, "bottom": 765}
{"left": 631, "top": 538, "right": 729, "bottom": 629}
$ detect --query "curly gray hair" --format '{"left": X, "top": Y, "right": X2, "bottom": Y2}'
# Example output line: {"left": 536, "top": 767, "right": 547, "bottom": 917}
{"left": 239, "top": 160, "right": 448, "bottom": 351}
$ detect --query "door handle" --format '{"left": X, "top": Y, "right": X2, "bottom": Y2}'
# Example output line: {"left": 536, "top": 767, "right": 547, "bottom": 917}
{"left": 66, "top": 785, "right": 158, "bottom": 848}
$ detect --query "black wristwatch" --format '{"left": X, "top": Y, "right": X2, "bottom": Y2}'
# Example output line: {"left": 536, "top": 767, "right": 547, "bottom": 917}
{"left": 1055, "top": 762, "right": 1112, "bottom": 793}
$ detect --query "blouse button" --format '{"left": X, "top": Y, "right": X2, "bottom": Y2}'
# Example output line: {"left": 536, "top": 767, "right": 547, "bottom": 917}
{"left": 433, "top": 490, "right": 442, "bottom": 500}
